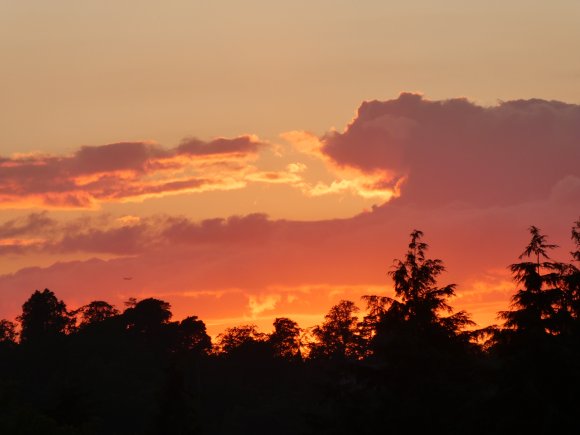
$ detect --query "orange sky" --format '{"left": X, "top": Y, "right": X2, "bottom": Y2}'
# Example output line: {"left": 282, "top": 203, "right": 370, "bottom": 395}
{"left": 1, "top": 1, "right": 579, "bottom": 336}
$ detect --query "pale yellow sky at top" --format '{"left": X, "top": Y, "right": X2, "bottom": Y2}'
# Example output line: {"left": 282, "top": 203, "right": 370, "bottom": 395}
{"left": 1, "top": 0, "right": 579, "bottom": 156}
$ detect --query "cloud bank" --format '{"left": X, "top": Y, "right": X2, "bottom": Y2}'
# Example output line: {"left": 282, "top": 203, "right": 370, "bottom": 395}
{"left": 0, "top": 136, "right": 264, "bottom": 209}
{"left": 319, "top": 93, "right": 580, "bottom": 207}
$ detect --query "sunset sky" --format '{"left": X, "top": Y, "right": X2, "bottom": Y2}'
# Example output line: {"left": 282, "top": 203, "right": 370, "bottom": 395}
{"left": 1, "top": 1, "right": 579, "bottom": 336}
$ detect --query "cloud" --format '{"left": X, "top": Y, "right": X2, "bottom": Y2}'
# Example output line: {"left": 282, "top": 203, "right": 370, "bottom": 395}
{"left": 0, "top": 212, "right": 56, "bottom": 255}
{"left": 303, "top": 173, "right": 404, "bottom": 201}
{"left": 177, "top": 135, "right": 263, "bottom": 157}
{"left": 280, "top": 131, "right": 323, "bottom": 157}
{"left": 319, "top": 93, "right": 580, "bottom": 207}
{"left": 550, "top": 175, "right": 580, "bottom": 204}
{"left": 71, "top": 141, "right": 168, "bottom": 174}
{"left": 0, "top": 212, "right": 56, "bottom": 238}
{"left": 2, "top": 127, "right": 419, "bottom": 212}
{"left": 0, "top": 212, "right": 277, "bottom": 256}
{"left": 57, "top": 224, "right": 151, "bottom": 256}
{"left": 282, "top": 130, "right": 405, "bottom": 202}
{"left": 0, "top": 213, "right": 155, "bottom": 256}
{"left": 161, "top": 213, "right": 274, "bottom": 246}
{"left": 248, "top": 294, "right": 281, "bottom": 318}
{"left": 0, "top": 136, "right": 265, "bottom": 209}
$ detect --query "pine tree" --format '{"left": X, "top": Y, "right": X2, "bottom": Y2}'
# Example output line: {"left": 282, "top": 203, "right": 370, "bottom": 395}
{"left": 364, "top": 230, "right": 472, "bottom": 347}
{"left": 558, "top": 219, "right": 580, "bottom": 337}
{"left": 499, "top": 226, "right": 563, "bottom": 337}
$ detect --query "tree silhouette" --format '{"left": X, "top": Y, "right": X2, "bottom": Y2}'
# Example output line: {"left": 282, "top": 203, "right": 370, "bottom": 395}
{"left": 499, "top": 226, "right": 563, "bottom": 337}
{"left": 570, "top": 220, "right": 580, "bottom": 316}
{"left": 269, "top": 317, "right": 302, "bottom": 360}
{"left": 573, "top": 219, "right": 580, "bottom": 263}
{"left": 364, "top": 230, "right": 473, "bottom": 353}
{"left": 310, "top": 300, "right": 363, "bottom": 360}
{"left": 215, "top": 324, "right": 267, "bottom": 354}
{"left": 0, "top": 319, "right": 17, "bottom": 345}
{"left": 75, "top": 300, "right": 119, "bottom": 327}
{"left": 17, "top": 289, "right": 73, "bottom": 343}
{"left": 123, "top": 297, "right": 172, "bottom": 334}
{"left": 557, "top": 219, "right": 580, "bottom": 338}
{"left": 175, "top": 315, "right": 212, "bottom": 354}
{"left": 354, "top": 231, "right": 483, "bottom": 434}
{"left": 489, "top": 226, "right": 580, "bottom": 432}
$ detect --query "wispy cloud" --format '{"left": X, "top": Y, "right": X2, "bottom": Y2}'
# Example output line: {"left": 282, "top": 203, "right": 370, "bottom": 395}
{"left": 0, "top": 136, "right": 264, "bottom": 209}
{"left": 281, "top": 130, "right": 403, "bottom": 202}
{"left": 0, "top": 131, "right": 396, "bottom": 210}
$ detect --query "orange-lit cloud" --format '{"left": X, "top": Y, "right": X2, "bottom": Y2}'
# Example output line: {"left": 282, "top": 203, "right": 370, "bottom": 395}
{"left": 0, "top": 136, "right": 264, "bottom": 209}
{"left": 282, "top": 130, "right": 404, "bottom": 202}
{"left": 318, "top": 93, "right": 580, "bottom": 207}
{"left": 303, "top": 172, "right": 405, "bottom": 202}
{"left": 0, "top": 131, "right": 396, "bottom": 211}
{"left": 177, "top": 136, "right": 263, "bottom": 157}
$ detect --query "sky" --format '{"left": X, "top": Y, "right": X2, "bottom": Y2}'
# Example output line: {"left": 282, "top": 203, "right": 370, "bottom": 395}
{"left": 1, "top": 1, "right": 579, "bottom": 336}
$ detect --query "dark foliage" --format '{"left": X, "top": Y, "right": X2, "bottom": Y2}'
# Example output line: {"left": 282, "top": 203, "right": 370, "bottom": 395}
{"left": 269, "top": 317, "right": 302, "bottom": 360}
{"left": 309, "top": 300, "right": 364, "bottom": 361}
{"left": 17, "top": 289, "right": 74, "bottom": 344}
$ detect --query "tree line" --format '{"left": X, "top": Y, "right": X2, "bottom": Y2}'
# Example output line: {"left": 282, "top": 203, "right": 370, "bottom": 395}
{"left": 0, "top": 220, "right": 578, "bottom": 434}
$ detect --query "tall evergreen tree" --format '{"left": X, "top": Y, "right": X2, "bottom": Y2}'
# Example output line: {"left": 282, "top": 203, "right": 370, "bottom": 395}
{"left": 499, "top": 226, "right": 563, "bottom": 337}
{"left": 567, "top": 219, "right": 580, "bottom": 316}
{"left": 355, "top": 231, "right": 478, "bottom": 434}
{"left": 364, "top": 230, "right": 473, "bottom": 351}
{"left": 558, "top": 219, "right": 580, "bottom": 337}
